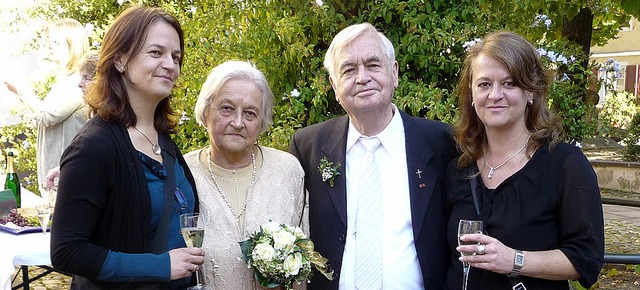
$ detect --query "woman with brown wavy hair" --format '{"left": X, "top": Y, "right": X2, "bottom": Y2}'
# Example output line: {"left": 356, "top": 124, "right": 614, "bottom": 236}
{"left": 444, "top": 31, "right": 603, "bottom": 290}
{"left": 51, "top": 5, "right": 203, "bottom": 289}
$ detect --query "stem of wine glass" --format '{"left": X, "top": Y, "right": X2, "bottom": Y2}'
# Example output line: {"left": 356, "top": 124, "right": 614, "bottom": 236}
{"left": 462, "top": 262, "right": 470, "bottom": 290}
{"left": 196, "top": 267, "right": 202, "bottom": 285}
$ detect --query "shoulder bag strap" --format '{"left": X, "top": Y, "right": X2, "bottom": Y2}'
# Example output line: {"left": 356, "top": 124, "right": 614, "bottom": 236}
{"left": 470, "top": 176, "right": 481, "bottom": 217}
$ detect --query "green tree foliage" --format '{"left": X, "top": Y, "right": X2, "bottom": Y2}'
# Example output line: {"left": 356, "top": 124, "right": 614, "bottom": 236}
{"left": 3, "top": 0, "right": 637, "bottom": 167}
{"left": 623, "top": 114, "right": 640, "bottom": 162}
{"left": 599, "top": 91, "right": 638, "bottom": 139}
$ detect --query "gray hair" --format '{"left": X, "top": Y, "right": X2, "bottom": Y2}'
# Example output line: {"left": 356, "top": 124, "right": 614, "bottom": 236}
{"left": 323, "top": 22, "right": 396, "bottom": 79}
{"left": 194, "top": 60, "right": 274, "bottom": 134}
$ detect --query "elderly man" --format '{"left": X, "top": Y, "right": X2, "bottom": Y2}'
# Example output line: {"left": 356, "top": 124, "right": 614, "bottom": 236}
{"left": 289, "top": 23, "right": 457, "bottom": 290}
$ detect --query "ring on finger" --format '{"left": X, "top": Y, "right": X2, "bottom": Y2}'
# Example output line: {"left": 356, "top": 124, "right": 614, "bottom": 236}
{"left": 477, "top": 244, "right": 486, "bottom": 255}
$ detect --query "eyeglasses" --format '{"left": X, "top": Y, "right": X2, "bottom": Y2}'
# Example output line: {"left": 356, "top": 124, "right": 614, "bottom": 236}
{"left": 174, "top": 187, "right": 189, "bottom": 214}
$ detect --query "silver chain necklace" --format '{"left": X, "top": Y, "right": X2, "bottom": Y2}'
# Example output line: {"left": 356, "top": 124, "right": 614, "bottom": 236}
{"left": 206, "top": 148, "right": 256, "bottom": 221}
{"left": 485, "top": 138, "right": 529, "bottom": 179}
{"left": 133, "top": 126, "right": 161, "bottom": 155}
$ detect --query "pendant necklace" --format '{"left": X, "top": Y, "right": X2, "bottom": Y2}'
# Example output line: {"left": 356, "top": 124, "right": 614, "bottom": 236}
{"left": 485, "top": 137, "right": 529, "bottom": 179}
{"left": 133, "top": 126, "right": 162, "bottom": 155}
{"left": 206, "top": 148, "right": 256, "bottom": 221}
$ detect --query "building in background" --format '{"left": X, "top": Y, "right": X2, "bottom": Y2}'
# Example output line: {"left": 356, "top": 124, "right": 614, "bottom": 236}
{"left": 591, "top": 17, "right": 640, "bottom": 104}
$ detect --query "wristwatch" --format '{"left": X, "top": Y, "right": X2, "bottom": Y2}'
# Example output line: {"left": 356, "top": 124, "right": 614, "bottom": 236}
{"left": 508, "top": 250, "right": 525, "bottom": 277}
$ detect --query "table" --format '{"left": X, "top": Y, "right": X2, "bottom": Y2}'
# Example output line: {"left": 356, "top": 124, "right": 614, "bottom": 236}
{"left": 0, "top": 184, "right": 57, "bottom": 290}
{"left": 0, "top": 230, "right": 52, "bottom": 290}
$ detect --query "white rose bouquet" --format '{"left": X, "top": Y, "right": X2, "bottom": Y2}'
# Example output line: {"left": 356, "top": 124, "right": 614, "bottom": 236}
{"left": 239, "top": 221, "right": 333, "bottom": 289}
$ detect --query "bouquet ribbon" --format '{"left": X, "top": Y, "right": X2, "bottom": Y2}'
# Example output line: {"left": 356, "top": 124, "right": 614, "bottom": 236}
{"left": 298, "top": 240, "right": 333, "bottom": 280}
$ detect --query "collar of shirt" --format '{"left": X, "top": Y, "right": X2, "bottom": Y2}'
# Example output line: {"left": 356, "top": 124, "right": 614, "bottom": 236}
{"left": 346, "top": 104, "right": 404, "bottom": 157}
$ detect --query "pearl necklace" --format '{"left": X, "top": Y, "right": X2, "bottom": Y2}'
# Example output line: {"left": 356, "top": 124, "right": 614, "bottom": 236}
{"left": 206, "top": 149, "right": 256, "bottom": 221}
{"left": 484, "top": 138, "right": 529, "bottom": 179}
{"left": 133, "top": 126, "right": 161, "bottom": 155}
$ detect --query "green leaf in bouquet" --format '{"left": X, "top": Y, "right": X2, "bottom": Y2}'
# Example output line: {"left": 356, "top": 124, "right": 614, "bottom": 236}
{"left": 255, "top": 270, "right": 281, "bottom": 289}
{"left": 238, "top": 239, "right": 253, "bottom": 263}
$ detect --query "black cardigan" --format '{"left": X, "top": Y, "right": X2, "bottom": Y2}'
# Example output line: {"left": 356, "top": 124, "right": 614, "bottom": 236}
{"left": 51, "top": 116, "right": 199, "bottom": 281}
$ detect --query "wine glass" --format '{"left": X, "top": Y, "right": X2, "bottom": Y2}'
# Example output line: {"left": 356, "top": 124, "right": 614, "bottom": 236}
{"left": 36, "top": 182, "right": 53, "bottom": 235}
{"left": 180, "top": 213, "right": 211, "bottom": 290}
{"left": 458, "top": 220, "right": 483, "bottom": 290}
{"left": 35, "top": 202, "right": 50, "bottom": 235}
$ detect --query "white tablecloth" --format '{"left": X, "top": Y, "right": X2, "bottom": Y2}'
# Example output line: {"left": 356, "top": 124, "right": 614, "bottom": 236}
{"left": 0, "top": 185, "right": 51, "bottom": 290}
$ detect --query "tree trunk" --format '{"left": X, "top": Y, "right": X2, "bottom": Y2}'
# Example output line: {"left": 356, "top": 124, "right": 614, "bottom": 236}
{"left": 560, "top": 7, "right": 595, "bottom": 141}
{"left": 562, "top": 7, "right": 594, "bottom": 103}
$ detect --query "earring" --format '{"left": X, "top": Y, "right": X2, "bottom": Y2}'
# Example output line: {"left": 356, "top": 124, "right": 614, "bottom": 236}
{"left": 527, "top": 100, "right": 533, "bottom": 105}
{"left": 471, "top": 101, "right": 475, "bottom": 107}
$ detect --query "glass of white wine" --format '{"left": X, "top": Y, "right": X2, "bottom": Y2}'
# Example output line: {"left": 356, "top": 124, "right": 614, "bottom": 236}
{"left": 458, "top": 220, "right": 483, "bottom": 290}
{"left": 36, "top": 182, "right": 53, "bottom": 235}
{"left": 180, "top": 213, "right": 211, "bottom": 290}
{"left": 35, "top": 203, "right": 50, "bottom": 235}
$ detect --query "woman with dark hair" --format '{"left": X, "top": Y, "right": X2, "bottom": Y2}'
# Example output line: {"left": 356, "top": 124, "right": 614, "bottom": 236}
{"left": 445, "top": 31, "right": 603, "bottom": 290}
{"left": 51, "top": 5, "right": 203, "bottom": 289}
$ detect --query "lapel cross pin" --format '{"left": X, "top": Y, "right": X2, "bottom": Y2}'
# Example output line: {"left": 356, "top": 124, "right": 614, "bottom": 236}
{"left": 415, "top": 169, "right": 423, "bottom": 179}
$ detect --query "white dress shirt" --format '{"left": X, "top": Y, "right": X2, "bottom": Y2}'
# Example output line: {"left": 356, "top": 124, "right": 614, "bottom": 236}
{"left": 339, "top": 105, "right": 424, "bottom": 289}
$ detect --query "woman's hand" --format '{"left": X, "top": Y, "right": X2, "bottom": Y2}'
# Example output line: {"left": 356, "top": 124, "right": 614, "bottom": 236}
{"left": 457, "top": 233, "right": 514, "bottom": 274}
{"left": 4, "top": 81, "right": 18, "bottom": 95}
{"left": 45, "top": 166, "right": 60, "bottom": 190}
{"left": 169, "top": 247, "right": 206, "bottom": 280}
{"left": 457, "top": 233, "right": 579, "bottom": 280}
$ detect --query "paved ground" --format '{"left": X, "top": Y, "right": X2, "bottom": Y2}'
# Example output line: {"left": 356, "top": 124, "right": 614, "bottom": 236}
{"left": 604, "top": 204, "right": 640, "bottom": 226}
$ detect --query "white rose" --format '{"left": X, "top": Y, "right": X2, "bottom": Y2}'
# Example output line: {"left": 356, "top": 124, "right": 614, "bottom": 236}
{"left": 273, "top": 229, "right": 297, "bottom": 251}
{"left": 252, "top": 243, "right": 275, "bottom": 262}
{"left": 283, "top": 252, "right": 303, "bottom": 276}
{"left": 293, "top": 226, "right": 306, "bottom": 239}
{"left": 262, "top": 221, "right": 281, "bottom": 235}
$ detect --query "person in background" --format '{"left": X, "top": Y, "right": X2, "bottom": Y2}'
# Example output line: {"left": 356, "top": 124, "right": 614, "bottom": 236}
{"left": 445, "top": 31, "right": 603, "bottom": 290}
{"left": 5, "top": 18, "right": 90, "bottom": 188}
{"left": 184, "top": 60, "right": 307, "bottom": 289}
{"left": 51, "top": 5, "right": 203, "bottom": 289}
{"left": 78, "top": 52, "right": 99, "bottom": 95}
{"left": 289, "top": 23, "right": 457, "bottom": 289}
{"left": 41, "top": 52, "right": 98, "bottom": 196}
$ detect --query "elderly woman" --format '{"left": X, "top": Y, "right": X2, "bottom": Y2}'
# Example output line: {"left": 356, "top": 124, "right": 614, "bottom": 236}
{"left": 184, "top": 60, "right": 307, "bottom": 289}
{"left": 444, "top": 31, "right": 603, "bottom": 290}
{"left": 51, "top": 5, "right": 203, "bottom": 289}
{"left": 78, "top": 52, "right": 99, "bottom": 95}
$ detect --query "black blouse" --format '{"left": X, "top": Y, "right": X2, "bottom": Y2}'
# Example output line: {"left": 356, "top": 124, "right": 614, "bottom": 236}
{"left": 444, "top": 143, "right": 604, "bottom": 290}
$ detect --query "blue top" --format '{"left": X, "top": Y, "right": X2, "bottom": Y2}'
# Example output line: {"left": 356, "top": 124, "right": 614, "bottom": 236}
{"left": 97, "top": 152, "right": 195, "bottom": 283}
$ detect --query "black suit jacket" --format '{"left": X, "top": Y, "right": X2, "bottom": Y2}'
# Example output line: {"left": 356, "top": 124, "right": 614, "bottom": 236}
{"left": 289, "top": 110, "right": 457, "bottom": 290}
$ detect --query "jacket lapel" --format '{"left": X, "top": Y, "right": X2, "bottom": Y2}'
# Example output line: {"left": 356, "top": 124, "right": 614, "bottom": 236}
{"left": 401, "top": 112, "right": 435, "bottom": 239}
{"left": 320, "top": 116, "right": 349, "bottom": 227}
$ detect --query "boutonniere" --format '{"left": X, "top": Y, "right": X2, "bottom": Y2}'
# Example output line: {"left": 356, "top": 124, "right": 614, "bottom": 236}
{"left": 318, "top": 157, "right": 341, "bottom": 188}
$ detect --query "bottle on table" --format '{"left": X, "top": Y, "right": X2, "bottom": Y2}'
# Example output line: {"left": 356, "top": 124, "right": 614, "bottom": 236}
{"left": 4, "top": 151, "right": 21, "bottom": 208}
